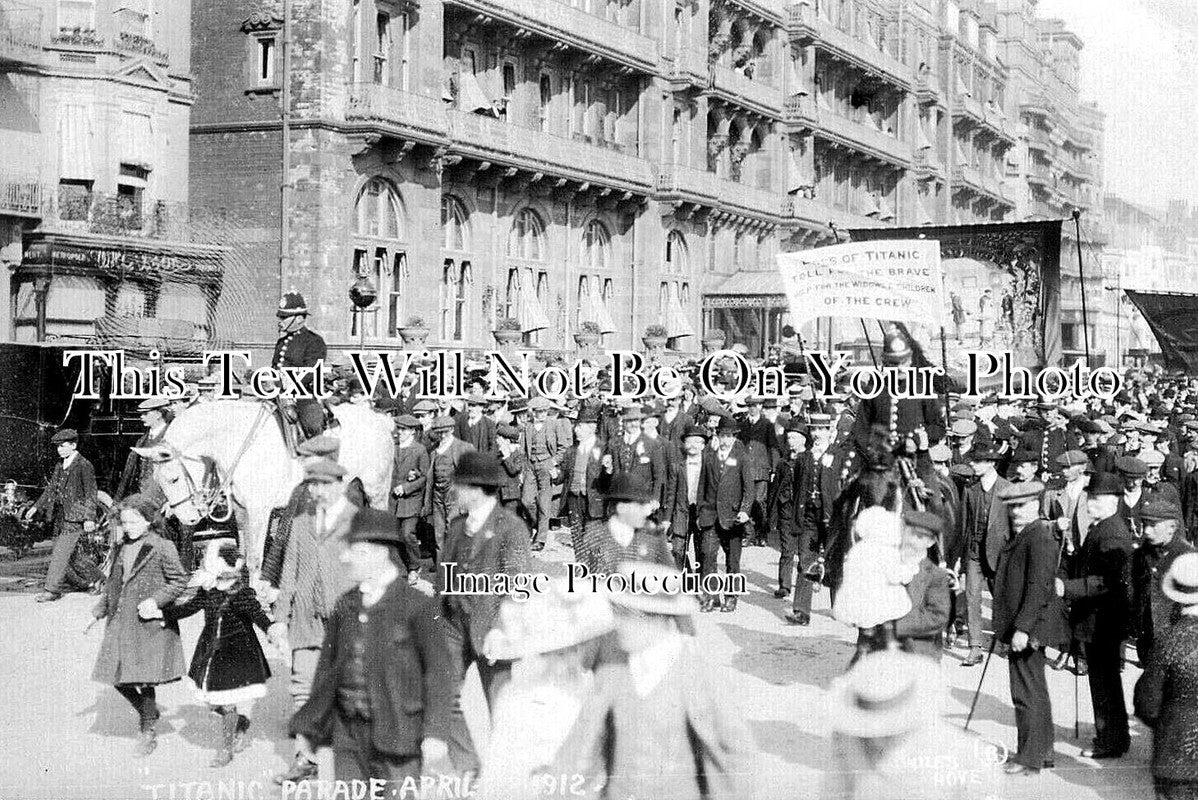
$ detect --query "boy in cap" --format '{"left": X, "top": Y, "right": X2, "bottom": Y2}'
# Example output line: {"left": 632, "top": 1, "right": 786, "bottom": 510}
{"left": 391, "top": 415, "right": 430, "bottom": 582}
{"left": 291, "top": 509, "right": 454, "bottom": 788}
{"left": 28, "top": 428, "right": 104, "bottom": 602}
{"left": 993, "top": 481, "right": 1065, "bottom": 775}
{"left": 1132, "top": 496, "right": 1195, "bottom": 665}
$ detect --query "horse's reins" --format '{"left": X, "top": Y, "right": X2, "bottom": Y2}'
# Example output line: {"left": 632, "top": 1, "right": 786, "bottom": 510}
{"left": 164, "top": 403, "right": 272, "bottom": 523}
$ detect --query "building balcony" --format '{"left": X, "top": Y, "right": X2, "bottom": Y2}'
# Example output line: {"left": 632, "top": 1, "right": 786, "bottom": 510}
{"left": 0, "top": 177, "right": 44, "bottom": 218}
{"left": 345, "top": 83, "right": 449, "bottom": 143}
{"left": 980, "top": 106, "right": 1018, "bottom": 146}
{"left": 1060, "top": 158, "right": 1092, "bottom": 182}
{"left": 1026, "top": 160, "right": 1053, "bottom": 187}
{"left": 783, "top": 93, "right": 819, "bottom": 129}
{"left": 782, "top": 193, "right": 886, "bottom": 230}
{"left": 0, "top": 3, "right": 42, "bottom": 68}
{"left": 951, "top": 95, "right": 985, "bottom": 127}
{"left": 668, "top": 46, "right": 709, "bottom": 91}
{"left": 443, "top": 0, "right": 658, "bottom": 73}
{"left": 788, "top": 4, "right": 911, "bottom": 89}
{"left": 658, "top": 164, "right": 778, "bottom": 220}
{"left": 1025, "top": 127, "right": 1053, "bottom": 154}
{"left": 1029, "top": 199, "right": 1063, "bottom": 220}
{"left": 913, "top": 72, "right": 941, "bottom": 105}
{"left": 813, "top": 111, "right": 912, "bottom": 167}
{"left": 1021, "top": 93, "right": 1053, "bottom": 118}
{"left": 708, "top": 63, "right": 783, "bottom": 117}
{"left": 446, "top": 110, "right": 655, "bottom": 194}
{"left": 1064, "top": 124, "right": 1094, "bottom": 150}
{"left": 727, "top": 0, "right": 785, "bottom": 26}
{"left": 115, "top": 31, "right": 168, "bottom": 63}
{"left": 912, "top": 148, "right": 945, "bottom": 179}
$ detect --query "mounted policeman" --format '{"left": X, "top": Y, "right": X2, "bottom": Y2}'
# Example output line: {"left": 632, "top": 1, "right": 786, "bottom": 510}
{"left": 273, "top": 291, "right": 328, "bottom": 440}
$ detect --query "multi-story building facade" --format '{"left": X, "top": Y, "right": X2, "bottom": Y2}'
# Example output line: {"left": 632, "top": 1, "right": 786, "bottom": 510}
{"left": 187, "top": 0, "right": 1102, "bottom": 361}
{"left": 1, "top": 0, "right": 219, "bottom": 350}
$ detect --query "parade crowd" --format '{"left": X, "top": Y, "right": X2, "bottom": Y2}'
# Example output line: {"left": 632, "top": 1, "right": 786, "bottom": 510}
{"left": 19, "top": 294, "right": 1198, "bottom": 800}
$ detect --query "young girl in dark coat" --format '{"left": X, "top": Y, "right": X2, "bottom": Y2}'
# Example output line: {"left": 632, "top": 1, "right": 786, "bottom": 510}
{"left": 169, "top": 539, "right": 277, "bottom": 766}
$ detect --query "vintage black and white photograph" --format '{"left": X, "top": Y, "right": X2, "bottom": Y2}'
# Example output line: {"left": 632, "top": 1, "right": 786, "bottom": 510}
{"left": 0, "top": 0, "right": 1196, "bottom": 798}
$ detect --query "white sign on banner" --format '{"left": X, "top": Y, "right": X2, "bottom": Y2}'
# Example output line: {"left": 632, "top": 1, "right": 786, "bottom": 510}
{"left": 776, "top": 240, "right": 946, "bottom": 328}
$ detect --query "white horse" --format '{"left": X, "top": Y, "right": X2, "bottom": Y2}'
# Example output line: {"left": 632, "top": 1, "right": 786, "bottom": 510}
{"left": 138, "top": 398, "right": 394, "bottom": 572}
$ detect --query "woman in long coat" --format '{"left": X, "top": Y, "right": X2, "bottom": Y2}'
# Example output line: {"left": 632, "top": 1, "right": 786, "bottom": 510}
{"left": 91, "top": 494, "right": 190, "bottom": 756}
{"left": 169, "top": 539, "right": 274, "bottom": 766}
{"left": 1134, "top": 552, "right": 1198, "bottom": 800}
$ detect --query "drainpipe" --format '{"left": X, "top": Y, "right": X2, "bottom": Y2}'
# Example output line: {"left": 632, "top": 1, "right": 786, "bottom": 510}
{"left": 279, "top": 0, "right": 293, "bottom": 296}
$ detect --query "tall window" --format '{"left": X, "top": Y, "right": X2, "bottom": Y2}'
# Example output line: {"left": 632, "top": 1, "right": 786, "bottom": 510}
{"left": 374, "top": 12, "right": 390, "bottom": 85}
{"left": 577, "top": 222, "right": 617, "bottom": 336}
{"left": 662, "top": 231, "right": 694, "bottom": 346}
{"left": 255, "top": 37, "right": 276, "bottom": 84}
{"left": 352, "top": 177, "right": 405, "bottom": 337}
{"left": 507, "top": 208, "right": 545, "bottom": 261}
{"left": 440, "top": 260, "right": 471, "bottom": 342}
{"left": 539, "top": 74, "right": 552, "bottom": 132}
{"left": 351, "top": 0, "right": 363, "bottom": 82}
{"left": 581, "top": 220, "right": 611, "bottom": 270}
{"left": 398, "top": 12, "right": 410, "bottom": 90}
{"left": 501, "top": 62, "right": 516, "bottom": 121}
{"left": 441, "top": 194, "right": 470, "bottom": 251}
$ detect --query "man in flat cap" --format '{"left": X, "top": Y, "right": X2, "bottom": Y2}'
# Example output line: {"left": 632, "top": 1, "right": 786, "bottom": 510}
{"left": 115, "top": 397, "right": 171, "bottom": 504}
{"left": 602, "top": 405, "right": 667, "bottom": 520}
{"left": 521, "top": 396, "right": 568, "bottom": 552}
{"left": 271, "top": 457, "right": 359, "bottom": 785}
{"left": 1132, "top": 496, "right": 1195, "bottom": 665}
{"left": 993, "top": 481, "right": 1067, "bottom": 775}
{"left": 291, "top": 508, "right": 454, "bottom": 788}
{"left": 27, "top": 428, "right": 104, "bottom": 602}
{"left": 391, "top": 415, "right": 430, "bottom": 582}
{"left": 559, "top": 407, "right": 606, "bottom": 550}
{"left": 1116, "top": 456, "right": 1149, "bottom": 539}
{"left": 426, "top": 416, "right": 475, "bottom": 563}
{"left": 455, "top": 394, "right": 496, "bottom": 456}
{"left": 273, "top": 290, "right": 328, "bottom": 439}
{"left": 893, "top": 511, "right": 953, "bottom": 661}
{"left": 1057, "top": 472, "right": 1135, "bottom": 759}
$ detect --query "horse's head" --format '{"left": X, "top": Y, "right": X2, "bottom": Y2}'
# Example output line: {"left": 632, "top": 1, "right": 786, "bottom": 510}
{"left": 133, "top": 444, "right": 211, "bottom": 526}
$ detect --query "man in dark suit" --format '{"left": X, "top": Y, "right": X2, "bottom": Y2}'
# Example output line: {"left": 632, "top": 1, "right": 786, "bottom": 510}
{"left": 1132, "top": 496, "right": 1196, "bottom": 665}
{"left": 993, "top": 481, "right": 1066, "bottom": 775}
{"left": 666, "top": 425, "right": 713, "bottom": 573}
{"left": 521, "top": 397, "right": 568, "bottom": 551}
{"left": 603, "top": 406, "right": 667, "bottom": 514}
{"left": 390, "top": 414, "right": 430, "bottom": 579}
{"left": 425, "top": 416, "right": 475, "bottom": 562}
{"left": 851, "top": 332, "right": 946, "bottom": 452}
{"left": 291, "top": 509, "right": 455, "bottom": 786}
{"left": 437, "top": 451, "right": 530, "bottom": 775}
{"left": 658, "top": 394, "right": 693, "bottom": 456}
{"left": 697, "top": 417, "right": 753, "bottom": 613}
{"left": 559, "top": 409, "right": 606, "bottom": 550}
{"left": 1059, "top": 472, "right": 1136, "bottom": 759}
{"left": 952, "top": 445, "right": 1011, "bottom": 665}
{"left": 115, "top": 397, "right": 170, "bottom": 504}
{"left": 455, "top": 395, "right": 496, "bottom": 455}
{"left": 28, "top": 428, "right": 103, "bottom": 602}
{"left": 774, "top": 422, "right": 812, "bottom": 599}
{"left": 273, "top": 291, "right": 328, "bottom": 439}
{"left": 738, "top": 396, "right": 780, "bottom": 547}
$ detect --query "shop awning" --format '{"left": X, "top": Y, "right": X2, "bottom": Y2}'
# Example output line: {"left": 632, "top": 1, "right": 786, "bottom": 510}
{"left": 703, "top": 270, "right": 789, "bottom": 309}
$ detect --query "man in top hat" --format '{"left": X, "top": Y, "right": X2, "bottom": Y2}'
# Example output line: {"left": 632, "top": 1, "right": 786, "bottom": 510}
{"left": 1057, "top": 472, "right": 1135, "bottom": 759}
{"left": 893, "top": 511, "right": 953, "bottom": 661}
{"left": 28, "top": 428, "right": 104, "bottom": 602}
{"left": 426, "top": 416, "right": 474, "bottom": 563}
{"left": 521, "top": 396, "right": 568, "bottom": 552}
{"left": 667, "top": 424, "right": 713, "bottom": 574}
{"left": 391, "top": 414, "right": 430, "bottom": 581}
{"left": 437, "top": 451, "right": 530, "bottom": 774}
{"left": 558, "top": 407, "right": 606, "bottom": 550}
{"left": 270, "top": 457, "right": 360, "bottom": 785}
{"left": 455, "top": 394, "right": 496, "bottom": 455}
{"left": 951, "top": 444, "right": 1012, "bottom": 665}
{"left": 696, "top": 416, "right": 754, "bottom": 613}
{"left": 992, "top": 481, "right": 1067, "bottom": 775}
{"left": 851, "top": 330, "right": 945, "bottom": 454}
{"left": 549, "top": 561, "right": 753, "bottom": 800}
{"left": 1132, "top": 496, "right": 1195, "bottom": 666}
{"left": 273, "top": 291, "right": 328, "bottom": 439}
{"left": 738, "top": 396, "right": 780, "bottom": 548}
{"left": 291, "top": 508, "right": 454, "bottom": 788}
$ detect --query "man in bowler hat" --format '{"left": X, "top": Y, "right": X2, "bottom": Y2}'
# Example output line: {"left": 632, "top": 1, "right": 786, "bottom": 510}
{"left": 291, "top": 508, "right": 455, "bottom": 786}
{"left": 28, "top": 428, "right": 103, "bottom": 601}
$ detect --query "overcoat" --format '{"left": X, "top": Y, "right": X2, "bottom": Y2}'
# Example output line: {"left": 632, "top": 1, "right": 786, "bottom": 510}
{"left": 170, "top": 580, "right": 272, "bottom": 692}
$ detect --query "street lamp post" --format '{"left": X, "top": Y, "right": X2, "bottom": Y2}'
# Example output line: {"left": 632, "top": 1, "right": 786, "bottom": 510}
{"left": 349, "top": 275, "right": 378, "bottom": 349}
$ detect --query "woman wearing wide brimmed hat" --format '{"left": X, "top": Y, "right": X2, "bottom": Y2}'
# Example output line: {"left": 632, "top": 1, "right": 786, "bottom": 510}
{"left": 1135, "top": 553, "right": 1198, "bottom": 800}
{"left": 547, "top": 561, "right": 753, "bottom": 800}
{"left": 824, "top": 650, "right": 1000, "bottom": 800}
{"left": 478, "top": 581, "right": 614, "bottom": 800}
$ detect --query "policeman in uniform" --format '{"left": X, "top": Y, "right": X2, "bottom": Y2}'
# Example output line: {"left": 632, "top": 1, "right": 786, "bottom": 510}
{"left": 274, "top": 291, "right": 328, "bottom": 439}
{"left": 851, "top": 330, "right": 945, "bottom": 455}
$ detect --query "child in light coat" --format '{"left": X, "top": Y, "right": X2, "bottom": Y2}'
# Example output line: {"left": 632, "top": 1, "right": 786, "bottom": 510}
{"left": 833, "top": 507, "right": 917, "bottom": 662}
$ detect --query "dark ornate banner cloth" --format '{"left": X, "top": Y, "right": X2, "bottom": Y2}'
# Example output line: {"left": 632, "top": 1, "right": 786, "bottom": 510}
{"left": 1124, "top": 290, "right": 1198, "bottom": 373}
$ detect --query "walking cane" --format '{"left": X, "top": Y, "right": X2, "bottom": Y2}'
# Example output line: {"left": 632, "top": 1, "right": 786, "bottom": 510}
{"left": 964, "top": 638, "right": 998, "bottom": 731}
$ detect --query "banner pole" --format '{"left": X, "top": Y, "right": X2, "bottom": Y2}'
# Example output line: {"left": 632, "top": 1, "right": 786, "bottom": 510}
{"left": 1072, "top": 209, "right": 1092, "bottom": 368}
{"left": 861, "top": 320, "right": 878, "bottom": 368}
{"left": 940, "top": 326, "right": 952, "bottom": 429}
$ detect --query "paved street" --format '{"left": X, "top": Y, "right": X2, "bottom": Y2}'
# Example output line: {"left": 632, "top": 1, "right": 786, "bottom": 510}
{"left": 0, "top": 543, "right": 1155, "bottom": 800}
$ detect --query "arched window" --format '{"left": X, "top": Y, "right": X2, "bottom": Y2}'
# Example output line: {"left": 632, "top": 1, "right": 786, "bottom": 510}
{"left": 440, "top": 258, "right": 472, "bottom": 342}
{"left": 351, "top": 177, "right": 406, "bottom": 338}
{"left": 441, "top": 194, "right": 470, "bottom": 251}
{"left": 581, "top": 220, "right": 611, "bottom": 271}
{"left": 507, "top": 208, "right": 545, "bottom": 261}
{"left": 665, "top": 230, "right": 688, "bottom": 275}
{"left": 661, "top": 231, "right": 695, "bottom": 346}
